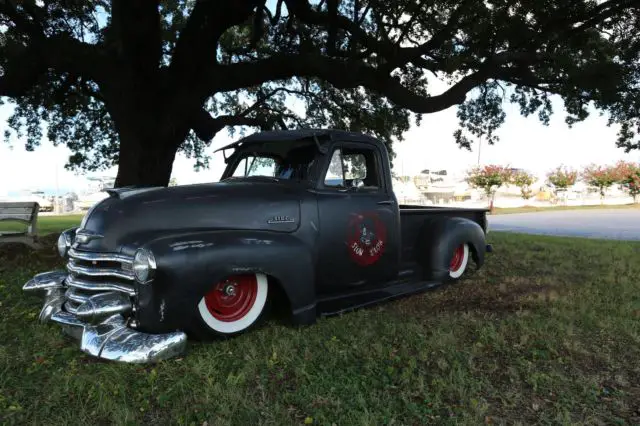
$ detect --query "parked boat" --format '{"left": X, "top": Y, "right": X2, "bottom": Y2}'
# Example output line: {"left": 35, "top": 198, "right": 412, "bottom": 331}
{"left": 74, "top": 176, "right": 115, "bottom": 210}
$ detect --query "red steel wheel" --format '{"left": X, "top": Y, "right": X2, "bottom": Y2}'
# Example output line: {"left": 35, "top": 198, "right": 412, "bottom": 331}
{"left": 448, "top": 243, "right": 469, "bottom": 279}
{"left": 197, "top": 273, "right": 268, "bottom": 335}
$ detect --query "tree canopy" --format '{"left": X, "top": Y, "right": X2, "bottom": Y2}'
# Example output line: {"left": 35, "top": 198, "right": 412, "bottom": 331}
{"left": 1, "top": 0, "right": 639, "bottom": 187}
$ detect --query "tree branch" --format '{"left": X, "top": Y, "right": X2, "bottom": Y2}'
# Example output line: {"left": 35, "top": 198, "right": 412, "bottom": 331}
{"left": 0, "top": 0, "right": 44, "bottom": 36}
{"left": 0, "top": 34, "right": 109, "bottom": 98}
{"left": 168, "top": 0, "right": 262, "bottom": 85}
{"left": 188, "top": 86, "right": 293, "bottom": 140}
{"left": 573, "top": 0, "right": 639, "bottom": 32}
{"left": 191, "top": 110, "right": 286, "bottom": 141}
{"left": 263, "top": 0, "right": 284, "bottom": 25}
{"left": 284, "top": 0, "right": 390, "bottom": 56}
{"left": 283, "top": 0, "right": 473, "bottom": 72}
{"left": 207, "top": 51, "right": 538, "bottom": 116}
{"left": 165, "top": 0, "right": 266, "bottom": 133}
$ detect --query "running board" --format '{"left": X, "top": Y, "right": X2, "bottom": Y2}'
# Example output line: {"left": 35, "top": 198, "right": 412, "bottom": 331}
{"left": 316, "top": 279, "right": 443, "bottom": 317}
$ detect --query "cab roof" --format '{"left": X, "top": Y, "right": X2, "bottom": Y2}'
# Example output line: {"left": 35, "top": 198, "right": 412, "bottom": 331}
{"left": 214, "top": 129, "right": 383, "bottom": 153}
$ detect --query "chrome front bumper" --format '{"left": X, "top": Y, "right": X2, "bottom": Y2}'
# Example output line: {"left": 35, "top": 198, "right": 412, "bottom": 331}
{"left": 23, "top": 270, "right": 187, "bottom": 363}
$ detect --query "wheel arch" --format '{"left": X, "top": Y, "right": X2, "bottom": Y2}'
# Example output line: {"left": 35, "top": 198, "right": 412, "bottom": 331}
{"left": 134, "top": 230, "right": 317, "bottom": 334}
{"left": 416, "top": 215, "right": 487, "bottom": 281}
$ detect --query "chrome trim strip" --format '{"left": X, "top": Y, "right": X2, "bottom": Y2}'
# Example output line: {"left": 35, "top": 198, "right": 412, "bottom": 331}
{"left": 51, "top": 311, "right": 85, "bottom": 327}
{"left": 66, "top": 275, "right": 136, "bottom": 296}
{"left": 76, "top": 292, "right": 132, "bottom": 323}
{"left": 39, "top": 288, "right": 66, "bottom": 323}
{"left": 68, "top": 248, "right": 133, "bottom": 265}
{"left": 67, "top": 260, "right": 135, "bottom": 281}
{"left": 22, "top": 270, "right": 67, "bottom": 292}
{"left": 64, "top": 301, "right": 80, "bottom": 314}
{"left": 65, "top": 288, "right": 94, "bottom": 304}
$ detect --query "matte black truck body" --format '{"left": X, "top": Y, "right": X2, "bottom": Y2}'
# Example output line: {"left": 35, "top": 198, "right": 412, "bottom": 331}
{"left": 23, "top": 129, "right": 490, "bottom": 363}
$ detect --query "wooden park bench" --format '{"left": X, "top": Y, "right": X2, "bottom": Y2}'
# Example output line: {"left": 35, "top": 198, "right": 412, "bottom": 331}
{"left": 0, "top": 202, "right": 41, "bottom": 248}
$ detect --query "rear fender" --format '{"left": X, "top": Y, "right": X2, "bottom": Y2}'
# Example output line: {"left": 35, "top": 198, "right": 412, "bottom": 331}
{"left": 416, "top": 216, "right": 487, "bottom": 281}
{"left": 134, "top": 230, "right": 316, "bottom": 333}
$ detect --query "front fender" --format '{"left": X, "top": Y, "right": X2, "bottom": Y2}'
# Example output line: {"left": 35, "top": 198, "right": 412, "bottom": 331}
{"left": 416, "top": 216, "right": 487, "bottom": 281}
{"left": 134, "top": 230, "right": 316, "bottom": 333}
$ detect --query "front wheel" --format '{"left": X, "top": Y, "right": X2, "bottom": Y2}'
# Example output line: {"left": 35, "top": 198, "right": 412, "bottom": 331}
{"left": 448, "top": 243, "right": 470, "bottom": 280}
{"left": 190, "top": 273, "right": 270, "bottom": 340}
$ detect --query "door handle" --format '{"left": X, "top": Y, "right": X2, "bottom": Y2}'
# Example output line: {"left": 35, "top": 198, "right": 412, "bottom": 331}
{"left": 377, "top": 200, "right": 395, "bottom": 205}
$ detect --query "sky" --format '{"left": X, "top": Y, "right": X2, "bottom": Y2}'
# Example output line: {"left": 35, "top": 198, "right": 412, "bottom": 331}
{"left": 1, "top": 85, "right": 638, "bottom": 197}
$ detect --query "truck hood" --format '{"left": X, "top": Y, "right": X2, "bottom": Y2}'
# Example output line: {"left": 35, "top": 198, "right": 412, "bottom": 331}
{"left": 76, "top": 181, "right": 303, "bottom": 254}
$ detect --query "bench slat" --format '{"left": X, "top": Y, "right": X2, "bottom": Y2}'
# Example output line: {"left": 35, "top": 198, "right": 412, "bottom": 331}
{"left": 0, "top": 213, "right": 36, "bottom": 219}
{"left": 0, "top": 202, "right": 39, "bottom": 208}
{"left": 0, "top": 207, "right": 36, "bottom": 213}
{"left": 0, "top": 202, "right": 39, "bottom": 240}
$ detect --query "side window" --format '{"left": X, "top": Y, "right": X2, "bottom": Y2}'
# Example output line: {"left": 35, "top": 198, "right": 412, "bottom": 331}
{"left": 323, "top": 146, "right": 382, "bottom": 190}
{"left": 343, "top": 153, "right": 367, "bottom": 181}
{"left": 324, "top": 149, "right": 345, "bottom": 187}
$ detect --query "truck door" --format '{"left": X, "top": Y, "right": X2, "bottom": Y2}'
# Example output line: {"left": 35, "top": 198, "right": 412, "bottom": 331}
{"left": 315, "top": 141, "right": 400, "bottom": 292}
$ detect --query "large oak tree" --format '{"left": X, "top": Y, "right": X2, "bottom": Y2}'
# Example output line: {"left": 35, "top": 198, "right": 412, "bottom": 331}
{"left": 1, "top": 0, "right": 639, "bottom": 187}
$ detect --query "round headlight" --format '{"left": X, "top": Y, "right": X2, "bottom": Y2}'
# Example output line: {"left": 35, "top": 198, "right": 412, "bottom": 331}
{"left": 133, "top": 248, "right": 157, "bottom": 284}
{"left": 57, "top": 232, "right": 71, "bottom": 257}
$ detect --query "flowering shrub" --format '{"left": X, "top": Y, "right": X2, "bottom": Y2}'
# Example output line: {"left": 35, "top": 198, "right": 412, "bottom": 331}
{"left": 510, "top": 170, "right": 536, "bottom": 200}
{"left": 460, "top": 162, "right": 640, "bottom": 204}
{"left": 581, "top": 164, "right": 618, "bottom": 201}
{"left": 613, "top": 160, "right": 640, "bottom": 202}
{"left": 546, "top": 166, "right": 577, "bottom": 194}
{"left": 465, "top": 165, "right": 512, "bottom": 201}
{"left": 624, "top": 172, "right": 640, "bottom": 203}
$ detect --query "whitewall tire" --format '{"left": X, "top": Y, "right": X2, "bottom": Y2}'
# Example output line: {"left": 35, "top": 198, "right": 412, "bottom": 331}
{"left": 448, "top": 243, "right": 469, "bottom": 279}
{"left": 196, "top": 272, "right": 269, "bottom": 335}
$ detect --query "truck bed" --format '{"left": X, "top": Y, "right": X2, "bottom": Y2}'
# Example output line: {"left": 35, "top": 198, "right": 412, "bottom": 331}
{"left": 399, "top": 204, "right": 489, "bottom": 265}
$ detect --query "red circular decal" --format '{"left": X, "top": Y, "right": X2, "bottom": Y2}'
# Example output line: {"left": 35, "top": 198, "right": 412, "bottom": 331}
{"left": 347, "top": 212, "right": 387, "bottom": 266}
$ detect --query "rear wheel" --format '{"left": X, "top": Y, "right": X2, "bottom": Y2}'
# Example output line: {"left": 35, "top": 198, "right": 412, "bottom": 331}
{"left": 191, "top": 273, "right": 269, "bottom": 339}
{"left": 448, "top": 243, "right": 469, "bottom": 280}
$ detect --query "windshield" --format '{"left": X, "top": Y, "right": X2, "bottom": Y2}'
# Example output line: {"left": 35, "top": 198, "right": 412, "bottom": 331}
{"left": 231, "top": 155, "right": 279, "bottom": 178}
{"left": 223, "top": 143, "right": 318, "bottom": 181}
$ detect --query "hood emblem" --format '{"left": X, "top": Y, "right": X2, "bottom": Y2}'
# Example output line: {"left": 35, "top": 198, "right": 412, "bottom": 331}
{"left": 73, "top": 229, "right": 104, "bottom": 246}
{"left": 267, "top": 215, "right": 295, "bottom": 224}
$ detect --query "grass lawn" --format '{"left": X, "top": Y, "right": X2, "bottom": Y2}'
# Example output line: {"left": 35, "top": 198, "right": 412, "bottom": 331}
{"left": 1, "top": 229, "right": 639, "bottom": 425}
{"left": 0, "top": 214, "right": 84, "bottom": 235}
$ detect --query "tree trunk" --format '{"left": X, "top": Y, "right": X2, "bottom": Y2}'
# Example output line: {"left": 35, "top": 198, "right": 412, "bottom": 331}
{"left": 488, "top": 190, "right": 496, "bottom": 214}
{"left": 114, "top": 126, "right": 183, "bottom": 188}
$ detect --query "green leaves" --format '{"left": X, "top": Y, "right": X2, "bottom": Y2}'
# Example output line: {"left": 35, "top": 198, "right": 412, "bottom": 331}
{"left": 465, "top": 164, "right": 513, "bottom": 199}
{"left": 546, "top": 166, "right": 578, "bottom": 193}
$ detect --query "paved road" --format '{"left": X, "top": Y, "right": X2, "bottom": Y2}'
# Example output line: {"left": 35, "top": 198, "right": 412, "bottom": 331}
{"left": 488, "top": 209, "right": 640, "bottom": 240}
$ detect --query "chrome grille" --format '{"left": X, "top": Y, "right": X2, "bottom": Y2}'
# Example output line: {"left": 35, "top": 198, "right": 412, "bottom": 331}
{"left": 68, "top": 248, "right": 133, "bottom": 265}
{"left": 66, "top": 248, "right": 136, "bottom": 297}
{"left": 66, "top": 275, "right": 136, "bottom": 296}
{"left": 65, "top": 287, "right": 92, "bottom": 304}
{"left": 67, "top": 260, "right": 134, "bottom": 281}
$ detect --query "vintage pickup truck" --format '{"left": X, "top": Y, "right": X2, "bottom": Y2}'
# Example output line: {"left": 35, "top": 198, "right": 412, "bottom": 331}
{"left": 23, "top": 129, "right": 491, "bottom": 363}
